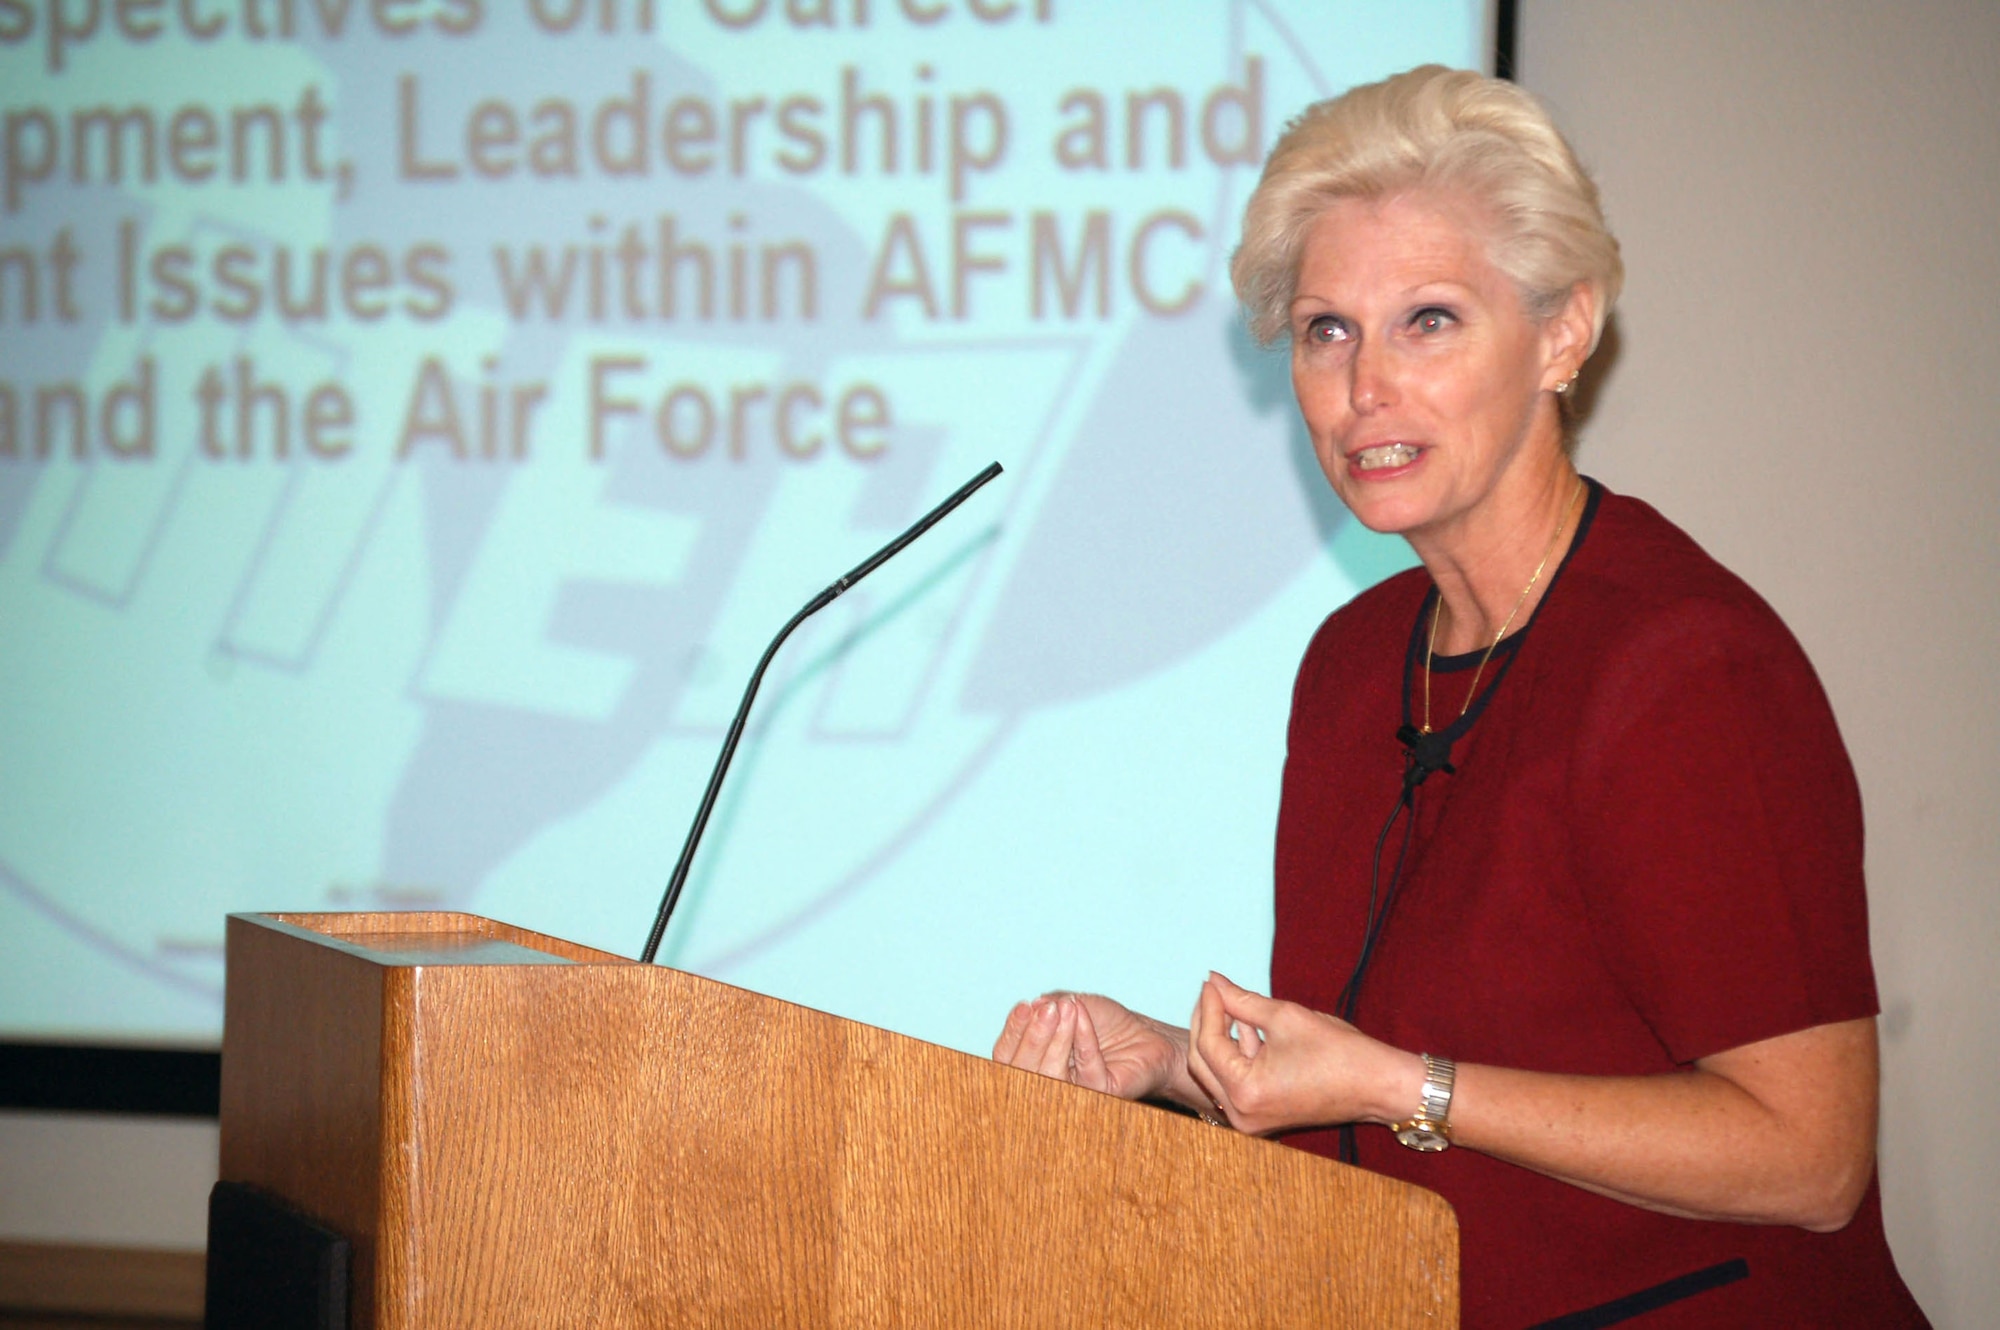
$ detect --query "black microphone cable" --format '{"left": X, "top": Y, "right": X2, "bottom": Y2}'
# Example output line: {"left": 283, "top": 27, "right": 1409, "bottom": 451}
{"left": 1334, "top": 749, "right": 1430, "bottom": 1165}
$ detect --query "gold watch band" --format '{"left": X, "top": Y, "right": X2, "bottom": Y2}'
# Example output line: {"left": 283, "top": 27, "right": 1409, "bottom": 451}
{"left": 1392, "top": 1053, "right": 1456, "bottom": 1152}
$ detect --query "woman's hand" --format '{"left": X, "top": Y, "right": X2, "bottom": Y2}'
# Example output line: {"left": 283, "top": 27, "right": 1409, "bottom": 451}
{"left": 1187, "top": 972, "right": 1422, "bottom": 1136}
{"left": 991, "top": 992, "right": 1204, "bottom": 1108}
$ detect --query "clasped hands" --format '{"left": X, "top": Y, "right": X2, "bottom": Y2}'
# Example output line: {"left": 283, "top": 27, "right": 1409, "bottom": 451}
{"left": 991, "top": 973, "right": 1419, "bottom": 1136}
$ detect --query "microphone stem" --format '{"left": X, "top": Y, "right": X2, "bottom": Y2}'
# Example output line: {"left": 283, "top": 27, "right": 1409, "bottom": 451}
{"left": 638, "top": 462, "right": 1003, "bottom": 965}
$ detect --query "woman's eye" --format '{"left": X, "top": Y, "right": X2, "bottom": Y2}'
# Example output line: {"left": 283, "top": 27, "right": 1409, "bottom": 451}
{"left": 1305, "top": 316, "right": 1349, "bottom": 343}
{"left": 1412, "top": 307, "right": 1455, "bottom": 333}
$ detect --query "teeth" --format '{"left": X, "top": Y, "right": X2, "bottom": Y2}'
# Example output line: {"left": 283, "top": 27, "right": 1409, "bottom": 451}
{"left": 1356, "top": 444, "right": 1418, "bottom": 470}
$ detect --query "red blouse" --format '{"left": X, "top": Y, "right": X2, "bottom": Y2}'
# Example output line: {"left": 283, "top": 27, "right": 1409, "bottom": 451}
{"left": 1271, "top": 484, "right": 1928, "bottom": 1328}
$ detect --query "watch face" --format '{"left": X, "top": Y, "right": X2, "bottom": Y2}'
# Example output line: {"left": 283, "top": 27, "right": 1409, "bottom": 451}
{"left": 1394, "top": 1123, "right": 1451, "bottom": 1152}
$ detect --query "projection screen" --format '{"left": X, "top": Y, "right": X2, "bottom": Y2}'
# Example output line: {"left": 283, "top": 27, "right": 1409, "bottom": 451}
{"left": 0, "top": 0, "right": 1491, "bottom": 1055}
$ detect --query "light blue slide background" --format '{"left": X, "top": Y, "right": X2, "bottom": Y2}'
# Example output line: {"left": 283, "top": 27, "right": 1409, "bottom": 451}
{"left": 0, "top": 1, "right": 1484, "bottom": 1053}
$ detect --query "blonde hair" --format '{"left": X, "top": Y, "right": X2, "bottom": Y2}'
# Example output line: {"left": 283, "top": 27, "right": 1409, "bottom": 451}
{"left": 1231, "top": 65, "right": 1623, "bottom": 350}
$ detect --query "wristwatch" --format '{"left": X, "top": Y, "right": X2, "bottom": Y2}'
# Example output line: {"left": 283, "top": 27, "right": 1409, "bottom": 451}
{"left": 1391, "top": 1053, "right": 1456, "bottom": 1152}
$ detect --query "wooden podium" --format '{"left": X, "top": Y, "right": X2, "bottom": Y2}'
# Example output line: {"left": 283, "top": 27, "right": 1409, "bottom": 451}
{"left": 218, "top": 912, "right": 1458, "bottom": 1328}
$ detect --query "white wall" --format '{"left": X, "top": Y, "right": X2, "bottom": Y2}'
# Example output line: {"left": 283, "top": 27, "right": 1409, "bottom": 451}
{"left": 0, "top": 1110, "right": 214, "bottom": 1250}
{"left": 1519, "top": 3, "right": 2000, "bottom": 1325}
{"left": 5, "top": 6, "right": 1995, "bottom": 1321}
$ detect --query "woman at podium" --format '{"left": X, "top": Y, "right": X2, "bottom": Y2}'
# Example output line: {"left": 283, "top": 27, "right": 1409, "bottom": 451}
{"left": 993, "top": 65, "right": 1926, "bottom": 1329}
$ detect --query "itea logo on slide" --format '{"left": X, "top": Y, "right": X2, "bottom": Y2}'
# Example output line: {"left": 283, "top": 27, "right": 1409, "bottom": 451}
{"left": 0, "top": 1, "right": 1449, "bottom": 1041}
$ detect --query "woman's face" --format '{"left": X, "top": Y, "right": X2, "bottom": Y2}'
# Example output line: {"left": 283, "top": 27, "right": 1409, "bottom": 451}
{"left": 1288, "top": 190, "right": 1584, "bottom": 549}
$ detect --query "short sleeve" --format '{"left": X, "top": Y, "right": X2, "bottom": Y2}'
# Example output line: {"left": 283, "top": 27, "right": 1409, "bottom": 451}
{"left": 1566, "top": 596, "right": 1878, "bottom": 1063}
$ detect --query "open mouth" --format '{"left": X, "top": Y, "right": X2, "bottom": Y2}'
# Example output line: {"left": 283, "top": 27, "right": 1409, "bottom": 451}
{"left": 1353, "top": 443, "right": 1420, "bottom": 471}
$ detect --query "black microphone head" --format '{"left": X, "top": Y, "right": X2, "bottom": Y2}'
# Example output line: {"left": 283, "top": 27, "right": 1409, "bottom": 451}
{"left": 1397, "top": 723, "right": 1455, "bottom": 787}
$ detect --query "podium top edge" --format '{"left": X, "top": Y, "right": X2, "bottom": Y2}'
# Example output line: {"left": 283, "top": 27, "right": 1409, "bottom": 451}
{"left": 229, "top": 912, "right": 636, "bottom": 966}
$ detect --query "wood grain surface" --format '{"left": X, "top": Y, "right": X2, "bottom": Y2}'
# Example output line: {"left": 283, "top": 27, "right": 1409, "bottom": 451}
{"left": 0, "top": 1241, "right": 202, "bottom": 1319}
{"left": 219, "top": 913, "right": 1458, "bottom": 1328}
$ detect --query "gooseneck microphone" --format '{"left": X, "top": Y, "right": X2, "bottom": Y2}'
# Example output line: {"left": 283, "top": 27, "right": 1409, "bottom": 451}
{"left": 638, "top": 461, "right": 1004, "bottom": 964}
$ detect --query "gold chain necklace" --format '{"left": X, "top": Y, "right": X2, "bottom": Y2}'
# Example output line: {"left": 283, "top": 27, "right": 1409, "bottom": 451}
{"left": 1422, "top": 478, "right": 1585, "bottom": 735}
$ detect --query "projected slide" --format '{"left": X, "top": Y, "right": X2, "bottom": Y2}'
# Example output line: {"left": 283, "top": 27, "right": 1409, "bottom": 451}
{"left": 0, "top": 1, "right": 1482, "bottom": 1051}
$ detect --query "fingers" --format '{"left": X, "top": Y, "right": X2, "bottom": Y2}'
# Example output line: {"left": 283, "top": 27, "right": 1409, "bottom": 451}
{"left": 992, "top": 1001, "right": 1034, "bottom": 1062}
{"left": 1069, "top": 1000, "right": 1112, "bottom": 1092}
{"left": 1191, "top": 974, "right": 1291, "bottom": 1128}
{"left": 997, "top": 986, "right": 1237, "bottom": 1112}
{"left": 1185, "top": 979, "right": 1230, "bottom": 1120}
{"left": 994, "top": 994, "right": 1081, "bottom": 1084}
{"left": 1193, "top": 975, "right": 1259, "bottom": 1073}
{"left": 1035, "top": 998, "right": 1079, "bottom": 1079}
{"left": 1194, "top": 977, "right": 1386, "bottom": 1135}
{"left": 1208, "top": 972, "right": 1280, "bottom": 1040}
{"left": 1014, "top": 996, "right": 1062, "bottom": 1073}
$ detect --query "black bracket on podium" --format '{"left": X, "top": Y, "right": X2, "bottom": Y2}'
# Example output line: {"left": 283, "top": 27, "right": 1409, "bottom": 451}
{"left": 206, "top": 1181, "right": 351, "bottom": 1330}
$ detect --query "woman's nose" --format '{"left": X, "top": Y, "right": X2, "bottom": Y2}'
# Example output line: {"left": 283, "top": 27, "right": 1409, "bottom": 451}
{"left": 1350, "top": 340, "right": 1398, "bottom": 413}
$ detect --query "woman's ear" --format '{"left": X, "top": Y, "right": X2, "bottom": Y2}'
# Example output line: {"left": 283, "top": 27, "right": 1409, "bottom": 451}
{"left": 1542, "top": 281, "right": 1598, "bottom": 390}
